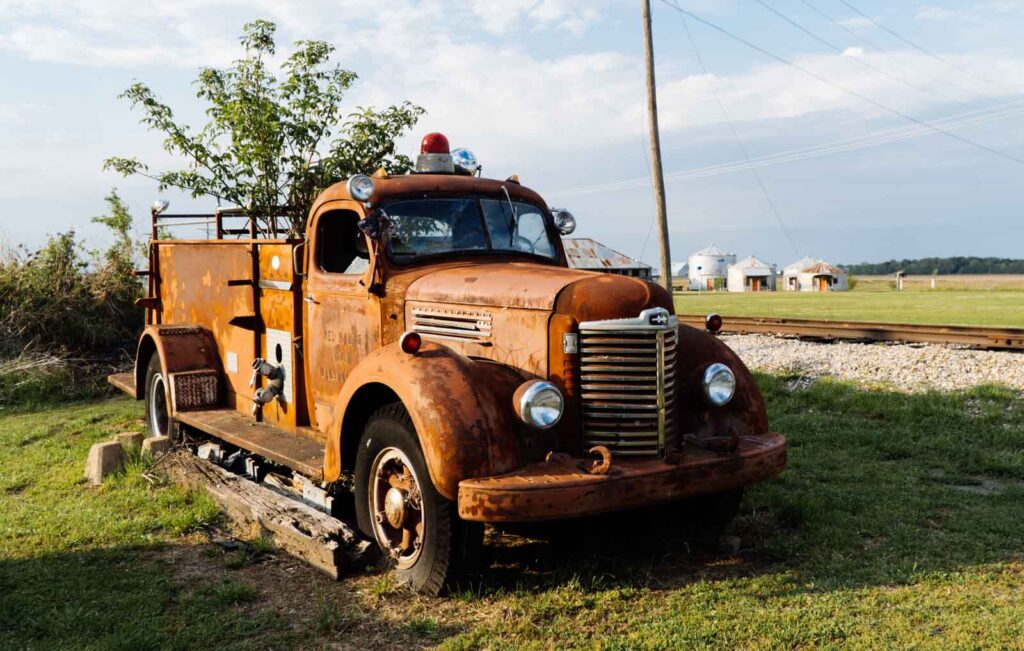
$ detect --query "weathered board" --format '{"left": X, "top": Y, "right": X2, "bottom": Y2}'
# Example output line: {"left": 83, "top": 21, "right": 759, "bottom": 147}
{"left": 164, "top": 451, "right": 376, "bottom": 579}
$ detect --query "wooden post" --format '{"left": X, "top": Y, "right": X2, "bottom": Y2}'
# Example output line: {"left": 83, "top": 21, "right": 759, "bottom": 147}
{"left": 641, "top": 0, "right": 673, "bottom": 293}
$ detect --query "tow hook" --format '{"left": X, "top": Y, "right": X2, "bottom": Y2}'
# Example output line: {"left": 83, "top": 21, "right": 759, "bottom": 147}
{"left": 584, "top": 445, "right": 612, "bottom": 475}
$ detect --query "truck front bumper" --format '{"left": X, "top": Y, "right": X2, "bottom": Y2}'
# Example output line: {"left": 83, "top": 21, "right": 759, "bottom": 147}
{"left": 457, "top": 433, "right": 786, "bottom": 523}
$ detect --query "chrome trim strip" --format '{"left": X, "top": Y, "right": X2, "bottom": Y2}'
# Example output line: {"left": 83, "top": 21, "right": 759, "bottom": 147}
{"left": 258, "top": 279, "right": 293, "bottom": 291}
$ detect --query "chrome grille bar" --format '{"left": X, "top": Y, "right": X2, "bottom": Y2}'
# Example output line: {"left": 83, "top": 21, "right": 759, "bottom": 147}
{"left": 578, "top": 308, "right": 679, "bottom": 458}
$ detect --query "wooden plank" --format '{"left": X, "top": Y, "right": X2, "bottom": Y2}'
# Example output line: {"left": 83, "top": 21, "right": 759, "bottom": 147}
{"left": 164, "top": 452, "right": 376, "bottom": 579}
{"left": 175, "top": 409, "right": 325, "bottom": 478}
{"left": 107, "top": 372, "right": 136, "bottom": 398}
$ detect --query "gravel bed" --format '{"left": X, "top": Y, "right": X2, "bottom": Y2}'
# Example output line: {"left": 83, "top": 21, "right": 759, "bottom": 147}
{"left": 720, "top": 334, "right": 1024, "bottom": 393}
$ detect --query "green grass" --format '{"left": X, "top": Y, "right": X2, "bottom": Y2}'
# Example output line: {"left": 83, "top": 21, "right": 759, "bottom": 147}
{"left": 3, "top": 382, "right": 1024, "bottom": 649}
{"left": 0, "top": 399, "right": 296, "bottom": 650}
{"left": 675, "top": 289, "right": 1024, "bottom": 327}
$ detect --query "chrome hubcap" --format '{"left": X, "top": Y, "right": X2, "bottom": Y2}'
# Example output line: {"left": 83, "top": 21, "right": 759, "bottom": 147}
{"left": 369, "top": 448, "right": 424, "bottom": 568}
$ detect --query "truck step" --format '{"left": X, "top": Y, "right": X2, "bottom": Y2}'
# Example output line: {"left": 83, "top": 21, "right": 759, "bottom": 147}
{"left": 108, "top": 372, "right": 136, "bottom": 398}
{"left": 175, "top": 409, "right": 325, "bottom": 479}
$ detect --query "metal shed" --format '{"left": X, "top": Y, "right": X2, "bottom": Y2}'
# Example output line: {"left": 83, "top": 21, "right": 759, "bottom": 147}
{"left": 782, "top": 257, "right": 848, "bottom": 292}
{"left": 563, "top": 238, "right": 653, "bottom": 280}
{"left": 727, "top": 256, "right": 777, "bottom": 292}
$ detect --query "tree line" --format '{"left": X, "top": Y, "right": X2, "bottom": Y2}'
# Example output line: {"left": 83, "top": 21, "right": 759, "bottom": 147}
{"left": 845, "top": 257, "right": 1024, "bottom": 276}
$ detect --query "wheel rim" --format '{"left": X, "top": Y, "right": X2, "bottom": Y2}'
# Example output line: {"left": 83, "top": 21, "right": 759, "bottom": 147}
{"left": 148, "top": 372, "right": 169, "bottom": 437}
{"left": 369, "top": 447, "right": 424, "bottom": 569}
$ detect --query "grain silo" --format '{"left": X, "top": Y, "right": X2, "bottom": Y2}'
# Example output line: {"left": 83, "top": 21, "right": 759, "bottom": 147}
{"left": 688, "top": 244, "right": 736, "bottom": 291}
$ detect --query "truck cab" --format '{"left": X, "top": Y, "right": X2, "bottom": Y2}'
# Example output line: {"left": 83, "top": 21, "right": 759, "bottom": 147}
{"left": 110, "top": 132, "right": 786, "bottom": 594}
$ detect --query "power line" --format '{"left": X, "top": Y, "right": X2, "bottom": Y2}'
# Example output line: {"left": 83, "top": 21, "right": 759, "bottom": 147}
{"left": 755, "top": 0, "right": 949, "bottom": 103}
{"left": 797, "top": 0, "right": 971, "bottom": 104}
{"left": 551, "top": 101, "right": 1024, "bottom": 197}
{"left": 676, "top": 1, "right": 801, "bottom": 257}
{"left": 656, "top": 0, "right": 1024, "bottom": 166}
{"left": 835, "top": 0, "right": 1019, "bottom": 95}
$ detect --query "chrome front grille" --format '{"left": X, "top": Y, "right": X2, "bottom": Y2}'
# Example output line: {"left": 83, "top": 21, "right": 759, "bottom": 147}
{"left": 579, "top": 308, "right": 678, "bottom": 457}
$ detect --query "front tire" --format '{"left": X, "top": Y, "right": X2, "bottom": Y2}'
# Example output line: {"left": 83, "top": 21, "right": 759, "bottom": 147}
{"left": 354, "top": 403, "right": 482, "bottom": 595}
{"left": 143, "top": 355, "right": 181, "bottom": 440}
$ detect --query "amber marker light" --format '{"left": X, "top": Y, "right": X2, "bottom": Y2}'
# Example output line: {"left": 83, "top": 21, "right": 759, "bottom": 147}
{"left": 399, "top": 331, "right": 422, "bottom": 355}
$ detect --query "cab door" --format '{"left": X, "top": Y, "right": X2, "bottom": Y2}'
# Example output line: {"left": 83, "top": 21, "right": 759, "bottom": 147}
{"left": 303, "top": 207, "right": 381, "bottom": 433}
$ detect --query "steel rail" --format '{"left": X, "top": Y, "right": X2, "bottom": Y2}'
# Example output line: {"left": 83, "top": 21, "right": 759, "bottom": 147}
{"left": 677, "top": 315, "right": 1024, "bottom": 351}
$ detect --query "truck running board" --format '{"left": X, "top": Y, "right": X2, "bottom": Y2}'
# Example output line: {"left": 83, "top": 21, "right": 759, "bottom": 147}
{"left": 175, "top": 409, "right": 325, "bottom": 479}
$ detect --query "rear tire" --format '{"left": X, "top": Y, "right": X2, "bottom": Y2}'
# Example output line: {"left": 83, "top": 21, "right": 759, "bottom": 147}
{"left": 354, "top": 403, "right": 482, "bottom": 595}
{"left": 143, "top": 355, "right": 181, "bottom": 440}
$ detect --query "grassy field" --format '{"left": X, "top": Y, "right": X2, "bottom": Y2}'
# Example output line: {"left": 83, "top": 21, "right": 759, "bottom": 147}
{"left": 856, "top": 275, "right": 1024, "bottom": 292}
{"left": 675, "top": 289, "right": 1024, "bottom": 328}
{"left": 3, "top": 381, "right": 1024, "bottom": 649}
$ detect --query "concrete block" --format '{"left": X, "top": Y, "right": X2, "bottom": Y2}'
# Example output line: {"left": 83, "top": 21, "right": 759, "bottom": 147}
{"left": 197, "top": 442, "right": 224, "bottom": 464}
{"left": 85, "top": 441, "right": 127, "bottom": 485}
{"left": 142, "top": 435, "right": 172, "bottom": 458}
{"left": 116, "top": 432, "right": 145, "bottom": 451}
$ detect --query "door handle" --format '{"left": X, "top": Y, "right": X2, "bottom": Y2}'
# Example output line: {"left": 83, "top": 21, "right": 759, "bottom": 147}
{"left": 304, "top": 295, "right": 319, "bottom": 305}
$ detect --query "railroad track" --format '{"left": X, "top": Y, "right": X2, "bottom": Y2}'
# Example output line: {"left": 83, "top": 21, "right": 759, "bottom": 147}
{"left": 677, "top": 315, "right": 1024, "bottom": 351}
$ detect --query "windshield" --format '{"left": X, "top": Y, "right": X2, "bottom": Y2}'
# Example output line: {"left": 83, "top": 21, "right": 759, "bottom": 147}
{"left": 383, "top": 197, "right": 559, "bottom": 263}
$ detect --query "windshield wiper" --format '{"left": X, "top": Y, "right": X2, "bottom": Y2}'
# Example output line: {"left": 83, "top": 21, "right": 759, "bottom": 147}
{"left": 501, "top": 186, "right": 519, "bottom": 246}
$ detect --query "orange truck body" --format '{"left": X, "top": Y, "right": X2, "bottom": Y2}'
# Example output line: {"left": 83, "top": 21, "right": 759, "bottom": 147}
{"left": 111, "top": 171, "right": 785, "bottom": 524}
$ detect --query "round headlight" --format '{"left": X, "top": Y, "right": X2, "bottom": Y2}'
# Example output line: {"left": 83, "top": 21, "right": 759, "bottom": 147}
{"left": 514, "top": 380, "right": 564, "bottom": 429}
{"left": 553, "top": 209, "right": 576, "bottom": 235}
{"left": 702, "top": 363, "right": 736, "bottom": 406}
{"left": 346, "top": 174, "right": 375, "bottom": 202}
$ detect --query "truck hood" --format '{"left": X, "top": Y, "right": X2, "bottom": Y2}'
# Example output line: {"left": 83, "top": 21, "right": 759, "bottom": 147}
{"left": 405, "top": 261, "right": 673, "bottom": 317}
{"left": 405, "top": 262, "right": 596, "bottom": 310}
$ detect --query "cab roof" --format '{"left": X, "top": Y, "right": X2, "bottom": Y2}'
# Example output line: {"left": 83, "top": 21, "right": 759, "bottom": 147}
{"left": 311, "top": 173, "right": 548, "bottom": 217}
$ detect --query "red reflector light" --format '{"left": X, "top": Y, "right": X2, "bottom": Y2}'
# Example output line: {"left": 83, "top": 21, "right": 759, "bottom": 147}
{"left": 705, "top": 313, "right": 723, "bottom": 333}
{"left": 420, "top": 132, "right": 450, "bottom": 155}
{"left": 400, "top": 331, "right": 422, "bottom": 354}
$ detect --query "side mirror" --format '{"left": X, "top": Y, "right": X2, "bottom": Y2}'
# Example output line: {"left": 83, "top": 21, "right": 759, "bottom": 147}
{"left": 552, "top": 209, "right": 576, "bottom": 235}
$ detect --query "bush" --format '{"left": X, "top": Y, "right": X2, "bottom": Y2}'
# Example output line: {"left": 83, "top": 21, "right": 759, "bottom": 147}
{"left": 0, "top": 190, "right": 143, "bottom": 405}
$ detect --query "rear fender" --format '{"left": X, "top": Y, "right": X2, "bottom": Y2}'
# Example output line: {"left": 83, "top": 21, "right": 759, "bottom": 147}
{"left": 135, "top": 325, "right": 222, "bottom": 415}
{"left": 326, "top": 342, "right": 523, "bottom": 501}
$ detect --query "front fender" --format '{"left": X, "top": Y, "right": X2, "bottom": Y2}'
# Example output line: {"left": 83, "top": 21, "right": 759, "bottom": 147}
{"left": 675, "top": 325, "right": 769, "bottom": 438}
{"left": 326, "top": 342, "right": 524, "bottom": 500}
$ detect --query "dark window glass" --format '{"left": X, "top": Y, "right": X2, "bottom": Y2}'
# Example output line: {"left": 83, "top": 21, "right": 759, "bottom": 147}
{"left": 383, "top": 197, "right": 558, "bottom": 263}
{"left": 317, "top": 212, "right": 370, "bottom": 274}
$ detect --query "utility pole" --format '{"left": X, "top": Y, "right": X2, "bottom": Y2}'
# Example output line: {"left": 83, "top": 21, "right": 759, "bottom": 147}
{"left": 641, "top": 0, "right": 673, "bottom": 294}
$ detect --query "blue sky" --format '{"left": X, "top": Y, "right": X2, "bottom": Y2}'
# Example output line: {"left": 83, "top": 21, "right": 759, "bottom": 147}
{"left": 1, "top": 0, "right": 1022, "bottom": 268}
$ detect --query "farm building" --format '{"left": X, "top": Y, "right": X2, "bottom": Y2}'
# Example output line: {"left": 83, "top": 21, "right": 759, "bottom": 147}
{"left": 671, "top": 262, "right": 690, "bottom": 291}
{"left": 727, "top": 256, "right": 777, "bottom": 292}
{"left": 783, "top": 256, "right": 849, "bottom": 292}
{"left": 563, "top": 238, "right": 653, "bottom": 280}
{"left": 688, "top": 244, "right": 736, "bottom": 291}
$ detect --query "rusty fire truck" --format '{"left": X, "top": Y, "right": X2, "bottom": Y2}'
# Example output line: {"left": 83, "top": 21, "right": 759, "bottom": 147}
{"left": 109, "top": 133, "right": 786, "bottom": 594}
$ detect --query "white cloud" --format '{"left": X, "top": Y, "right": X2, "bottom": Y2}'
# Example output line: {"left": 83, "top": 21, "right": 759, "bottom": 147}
{"left": 842, "top": 46, "right": 865, "bottom": 58}
{"left": 467, "top": 0, "right": 606, "bottom": 36}
{"left": 836, "top": 16, "right": 874, "bottom": 29}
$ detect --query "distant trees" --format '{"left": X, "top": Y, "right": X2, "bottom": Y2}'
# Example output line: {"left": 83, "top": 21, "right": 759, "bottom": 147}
{"left": 845, "top": 257, "right": 1024, "bottom": 275}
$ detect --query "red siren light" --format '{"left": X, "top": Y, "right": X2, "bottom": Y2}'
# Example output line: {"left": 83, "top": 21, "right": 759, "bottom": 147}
{"left": 420, "top": 132, "right": 450, "bottom": 155}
